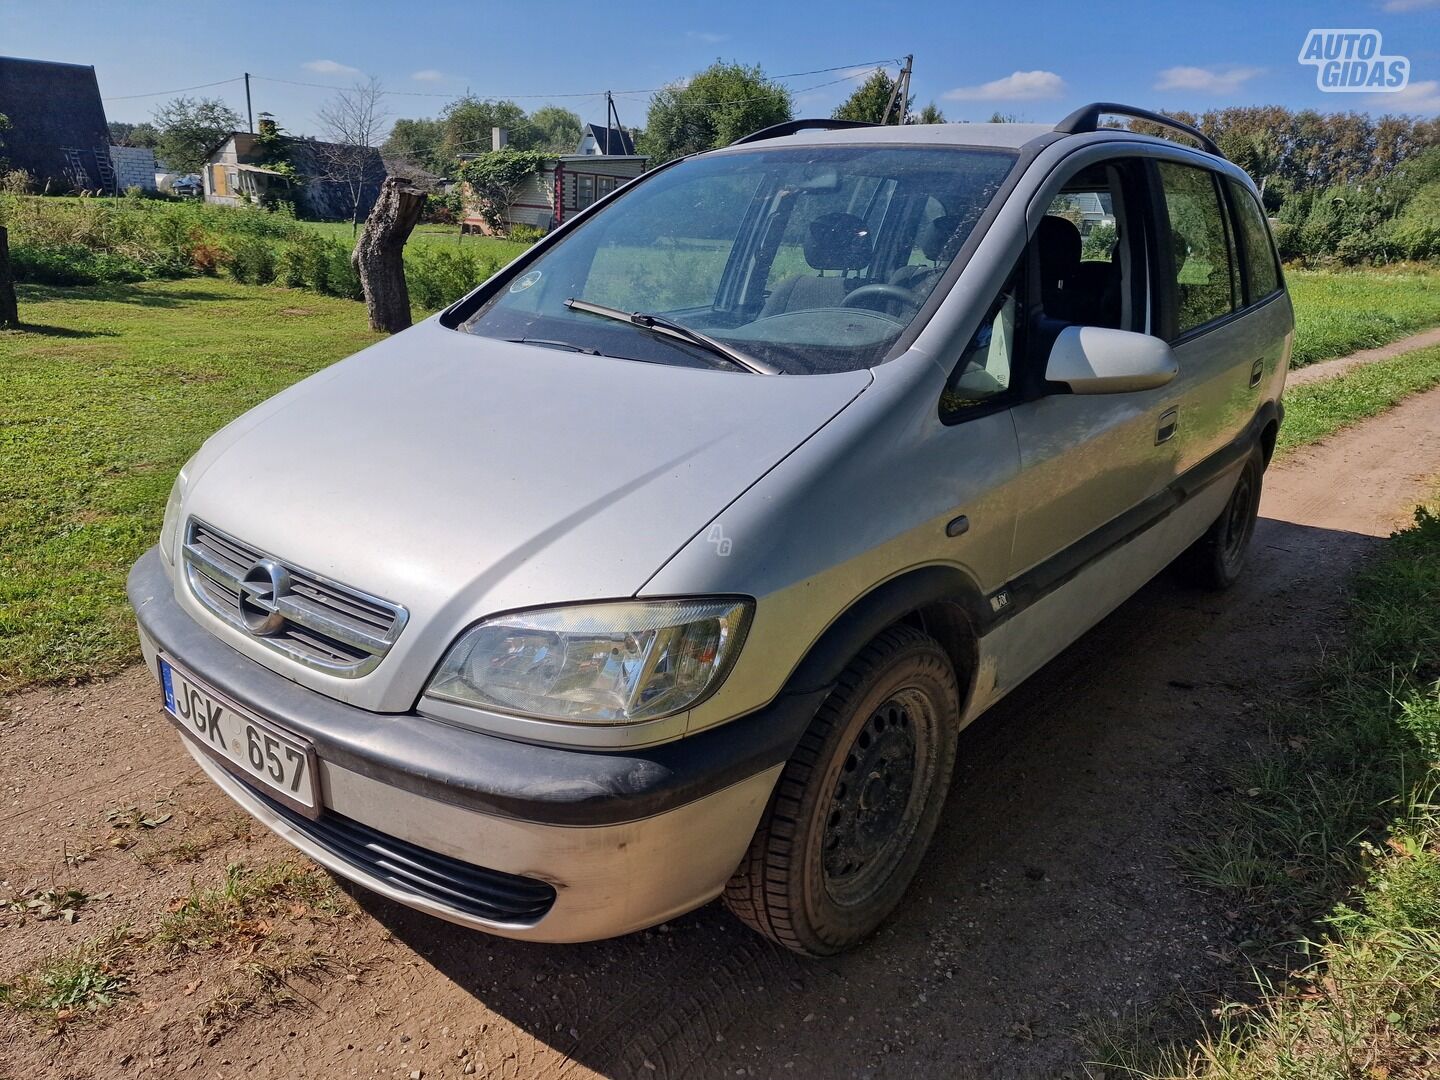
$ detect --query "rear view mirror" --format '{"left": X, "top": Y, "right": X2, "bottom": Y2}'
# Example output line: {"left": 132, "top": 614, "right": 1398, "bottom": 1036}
{"left": 1044, "top": 326, "right": 1178, "bottom": 394}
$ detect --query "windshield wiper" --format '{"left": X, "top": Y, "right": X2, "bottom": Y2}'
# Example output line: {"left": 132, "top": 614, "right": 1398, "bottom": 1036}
{"left": 564, "top": 298, "right": 780, "bottom": 375}
{"left": 505, "top": 337, "right": 602, "bottom": 355}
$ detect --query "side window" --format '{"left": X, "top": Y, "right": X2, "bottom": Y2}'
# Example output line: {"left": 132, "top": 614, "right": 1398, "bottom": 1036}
{"left": 941, "top": 272, "right": 1018, "bottom": 420}
{"left": 1225, "top": 179, "right": 1281, "bottom": 302}
{"left": 1034, "top": 159, "right": 1143, "bottom": 332}
{"left": 1156, "top": 162, "right": 1238, "bottom": 334}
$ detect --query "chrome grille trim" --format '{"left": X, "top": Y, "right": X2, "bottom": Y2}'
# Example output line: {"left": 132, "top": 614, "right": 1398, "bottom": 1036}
{"left": 181, "top": 518, "right": 408, "bottom": 677}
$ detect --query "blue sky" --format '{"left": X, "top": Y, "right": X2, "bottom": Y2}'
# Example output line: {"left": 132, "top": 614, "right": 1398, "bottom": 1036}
{"left": 5, "top": 0, "right": 1438, "bottom": 136}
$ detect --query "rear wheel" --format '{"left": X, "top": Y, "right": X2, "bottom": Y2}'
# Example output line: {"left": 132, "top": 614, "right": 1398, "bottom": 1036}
{"left": 724, "top": 625, "right": 959, "bottom": 955}
{"left": 1179, "top": 446, "right": 1264, "bottom": 590}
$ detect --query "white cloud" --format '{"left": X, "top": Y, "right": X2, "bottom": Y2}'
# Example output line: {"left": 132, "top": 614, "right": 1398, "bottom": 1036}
{"left": 1370, "top": 79, "right": 1440, "bottom": 113}
{"left": 943, "top": 70, "right": 1067, "bottom": 102}
{"left": 1381, "top": 0, "right": 1439, "bottom": 11}
{"left": 303, "top": 59, "right": 360, "bottom": 76}
{"left": 686, "top": 31, "right": 728, "bottom": 44}
{"left": 1155, "top": 66, "right": 1264, "bottom": 93}
{"left": 410, "top": 69, "right": 445, "bottom": 82}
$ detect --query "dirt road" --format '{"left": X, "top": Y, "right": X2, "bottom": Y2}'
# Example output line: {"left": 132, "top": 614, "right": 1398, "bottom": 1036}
{"left": 5, "top": 387, "right": 1440, "bottom": 1080}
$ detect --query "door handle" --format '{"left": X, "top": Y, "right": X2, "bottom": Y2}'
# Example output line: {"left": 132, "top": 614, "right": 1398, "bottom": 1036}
{"left": 1156, "top": 407, "right": 1179, "bottom": 445}
{"left": 1249, "top": 358, "right": 1264, "bottom": 388}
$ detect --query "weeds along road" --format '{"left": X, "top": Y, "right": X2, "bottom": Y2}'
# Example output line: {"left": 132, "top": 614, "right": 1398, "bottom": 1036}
{"left": 4, "top": 387, "right": 1440, "bottom": 1080}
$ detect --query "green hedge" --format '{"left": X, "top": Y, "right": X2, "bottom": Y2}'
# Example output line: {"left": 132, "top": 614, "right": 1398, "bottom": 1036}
{"left": 2, "top": 194, "right": 500, "bottom": 311}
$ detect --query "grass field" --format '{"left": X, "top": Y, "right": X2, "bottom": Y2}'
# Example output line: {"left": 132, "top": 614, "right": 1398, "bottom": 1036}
{"left": 0, "top": 280, "right": 383, "bottom": 691}
{"left": 1287, "top": 266, "right": 1440, "bottom": 367}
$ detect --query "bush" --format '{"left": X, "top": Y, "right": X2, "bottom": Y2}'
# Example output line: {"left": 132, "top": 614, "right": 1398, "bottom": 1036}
{"left": 273, "top": 233, "right": 360, "bottom": 298}
{"left": 506, "top": 222, "right": 546, "bottom": 244}
{"left": 404, "top": 246, "right": 497, "bottom": 310}
{"left": 226, "top": 237, "right": 277, "bottom": 285}
{"left": 10, "top": 242, "right": 149, "bottom": 285}
{"left": 1, "top": 168, "right": 35, "bottom": 194}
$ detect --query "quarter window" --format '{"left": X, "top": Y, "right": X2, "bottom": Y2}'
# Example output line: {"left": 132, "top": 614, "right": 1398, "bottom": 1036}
{"left": 1226, "top": 179, "right": 1281, "bottom": 302}
{"left": 1157, "top": 162, "right": 1238, "bottom": 334}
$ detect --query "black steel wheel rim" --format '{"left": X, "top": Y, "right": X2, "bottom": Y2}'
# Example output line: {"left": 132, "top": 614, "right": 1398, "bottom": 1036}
{"left": 1221, "top": 468, "right": 1255, "bottom": 567}
{"left": 822, "top": 687, "right": 930, "bottom": 906}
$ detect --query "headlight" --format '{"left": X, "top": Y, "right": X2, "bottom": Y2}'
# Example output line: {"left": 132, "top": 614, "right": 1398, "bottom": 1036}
{"left": 427, "top": 599, "right": 752, "bottom": 724}
{"left": 158, "top": 468, "right": 187, "bottom": 564}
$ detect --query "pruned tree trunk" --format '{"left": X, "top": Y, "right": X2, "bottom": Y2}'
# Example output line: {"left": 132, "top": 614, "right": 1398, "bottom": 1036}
{"left": 0, "top": 226, "right": 18, "bottom": 330}
{"left": 352, "top": 177, "right": 425, "bottom": 333}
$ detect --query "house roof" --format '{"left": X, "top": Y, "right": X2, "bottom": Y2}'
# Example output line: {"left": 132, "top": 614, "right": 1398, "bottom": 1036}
{"left": 0, "top": 55, "right": 111, "bottom": 188}
{"left": 580, "top": 124, "right": 636, "bottom": 155}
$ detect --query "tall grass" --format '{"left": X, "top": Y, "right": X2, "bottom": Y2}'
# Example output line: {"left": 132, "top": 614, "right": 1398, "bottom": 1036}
{"left": 1105, "top": 504, "right": 1440, "bottom": 1079}
{"left": 0, "top": 194, "right": 509, "bottom": 311}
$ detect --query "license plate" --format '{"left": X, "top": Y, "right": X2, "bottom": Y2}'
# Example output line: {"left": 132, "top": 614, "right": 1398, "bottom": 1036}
{"left": 160, "top": 657, "right": 319, "bottom": 816}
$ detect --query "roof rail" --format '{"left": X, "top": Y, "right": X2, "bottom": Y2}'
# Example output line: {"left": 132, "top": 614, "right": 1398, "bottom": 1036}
{"left": 730, "top": 118, "right": 876, "bottom": 146}
{"left": 1055, "top": 102, "right": 1223, "bottom": 158}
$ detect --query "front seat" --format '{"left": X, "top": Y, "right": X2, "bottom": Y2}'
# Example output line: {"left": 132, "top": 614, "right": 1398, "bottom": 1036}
{"left": 1036, "top": 215, "right": 1084, "bottom": 323}
{"left": 891, "top": 214, "right": 964, "bottom": 293}
{"left": 762, "top": 212, "right": 873, "bottom": 316}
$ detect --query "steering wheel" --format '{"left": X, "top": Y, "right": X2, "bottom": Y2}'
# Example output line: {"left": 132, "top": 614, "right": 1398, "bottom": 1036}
{"left": 840, "top": 283, "right": 920, "bottom": 314}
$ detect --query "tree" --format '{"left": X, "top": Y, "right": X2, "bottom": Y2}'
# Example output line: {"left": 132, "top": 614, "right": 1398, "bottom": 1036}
{"left": 152, "top": 96, "right": 243, "bottom": 173}
{"left": 639, "top": 62, "right": 792, "bottom": 165}
{"left": 457, "top": 150, "right": 546, "bottom": 235}
{"left": 315, "top": 77, "right": 390, "bottom": 234}
{"left": 440, "top": 96, "right": 537, "bottom": 159}
{"left": 382, "top": 117, "right": 445, "bottom": 173}
{"left": 832, "top": 69, "right": 910, "bottom": 125}
{"left": 914, "top": 102, "right": 946, "bottom": 125}
{"left": 353, "top": 176, "right": 427, "bottom": 333}
{"left": 0, "top": 224, "right": 17, "bottom": 329}
{"left": 530, "top": 106, "right": 584, "bottom": 153}
{"left": 108, "top": 120, "right": 160, "bottom": 149}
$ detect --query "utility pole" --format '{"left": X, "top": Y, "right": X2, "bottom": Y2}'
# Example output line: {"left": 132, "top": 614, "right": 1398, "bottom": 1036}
{"left": 884, "top": 55, "right": 914, "bottom": 125}
{"left": 605, "top": 90, "right": 613, "bottom": 154}
{"left": 244, "top": 72, "right": 254, "bottom": 133}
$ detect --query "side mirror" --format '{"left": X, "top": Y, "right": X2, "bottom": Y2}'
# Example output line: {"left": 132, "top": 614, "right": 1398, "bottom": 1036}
{"left": 1044, "top": 326, "right": 1178, "bottom": 394}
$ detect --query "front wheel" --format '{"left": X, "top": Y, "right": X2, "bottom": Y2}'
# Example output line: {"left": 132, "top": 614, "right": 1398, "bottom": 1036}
{"left": 1179, "top": 446, "right": 1264, "bottom": 590}
{"left": 724, "top": 625, "right": 959, "bottom": 955}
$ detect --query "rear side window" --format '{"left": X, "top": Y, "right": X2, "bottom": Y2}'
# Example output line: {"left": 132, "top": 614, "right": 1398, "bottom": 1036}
{"left": 1156, "top": 162, "right": 1238, "bottom": 334}
{"left": 1226, "top": 179, "right": 1281, "bottom": 302}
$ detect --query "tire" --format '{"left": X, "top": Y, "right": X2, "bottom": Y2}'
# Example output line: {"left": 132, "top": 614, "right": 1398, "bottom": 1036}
{"left": 1179, "top": 446, "right": 1264, "bottom": 591}
{"left": 724, "top": 625, "right": 960, "bottom": 956}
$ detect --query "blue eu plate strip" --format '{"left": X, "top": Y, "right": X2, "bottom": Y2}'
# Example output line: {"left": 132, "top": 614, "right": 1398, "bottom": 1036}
{"left": 159, "top": 658, "right": 176, "bottom": 713}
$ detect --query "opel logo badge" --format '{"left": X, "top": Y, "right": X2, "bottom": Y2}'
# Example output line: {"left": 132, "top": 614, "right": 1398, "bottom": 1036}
{"left": 238, "top": 559, "right": 290, "bottom": 636}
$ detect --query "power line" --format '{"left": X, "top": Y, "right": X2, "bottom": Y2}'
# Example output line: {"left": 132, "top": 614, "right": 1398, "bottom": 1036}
{"left": 107, "top": 57, "right": 905, "bottom": 108}
{"left": 102, "top": 76, "right": 245, "bottom": 101}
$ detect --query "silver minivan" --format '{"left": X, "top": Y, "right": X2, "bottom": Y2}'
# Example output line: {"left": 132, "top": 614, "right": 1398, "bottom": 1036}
{"left": 129, "top": 104, "right": 1291, "bottom": 955}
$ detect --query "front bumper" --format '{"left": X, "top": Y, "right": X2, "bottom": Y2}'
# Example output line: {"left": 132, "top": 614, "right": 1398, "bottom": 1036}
{"left": 128, "top": 548, "right": 814, "bottom": 942}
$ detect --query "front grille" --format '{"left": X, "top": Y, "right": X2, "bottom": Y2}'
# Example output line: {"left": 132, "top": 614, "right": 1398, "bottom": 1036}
{"left": 260, "top": 793, "right": 557, "bottom": 925}
{"left": 182, "top": 518, "right": 407, "bottom": 677}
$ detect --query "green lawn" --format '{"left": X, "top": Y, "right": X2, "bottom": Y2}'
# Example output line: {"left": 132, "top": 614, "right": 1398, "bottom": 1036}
{"left": 1287, "top": 266, "right": 1440, "bottom": 367}
{"left": 0, "top": 280, "right": 383, "bottom": 691}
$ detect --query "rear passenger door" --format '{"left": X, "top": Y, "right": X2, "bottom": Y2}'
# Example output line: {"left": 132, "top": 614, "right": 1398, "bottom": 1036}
{"left": 1151, "top": 160, "right": 1255, "bottom": 476}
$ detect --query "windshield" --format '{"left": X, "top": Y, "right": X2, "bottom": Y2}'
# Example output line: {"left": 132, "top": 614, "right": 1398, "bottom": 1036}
{"left": 458, "top": 145, "right": 1018, "bottom": 374}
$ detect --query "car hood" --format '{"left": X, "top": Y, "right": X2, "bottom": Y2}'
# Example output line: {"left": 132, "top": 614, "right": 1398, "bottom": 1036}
{"left": 179, "top": 317, "right": 871, "bottom": 710}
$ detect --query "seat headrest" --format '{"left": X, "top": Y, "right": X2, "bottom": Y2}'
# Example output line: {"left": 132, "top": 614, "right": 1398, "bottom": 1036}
{"left": 918, "top": 215, "right": 965, "bottom": 262}
{"left": 1036, "top": 215, "right": 1082, "bottom": 279}
{"left": 804, "top": 212, "right": 872, "bottom": 271}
